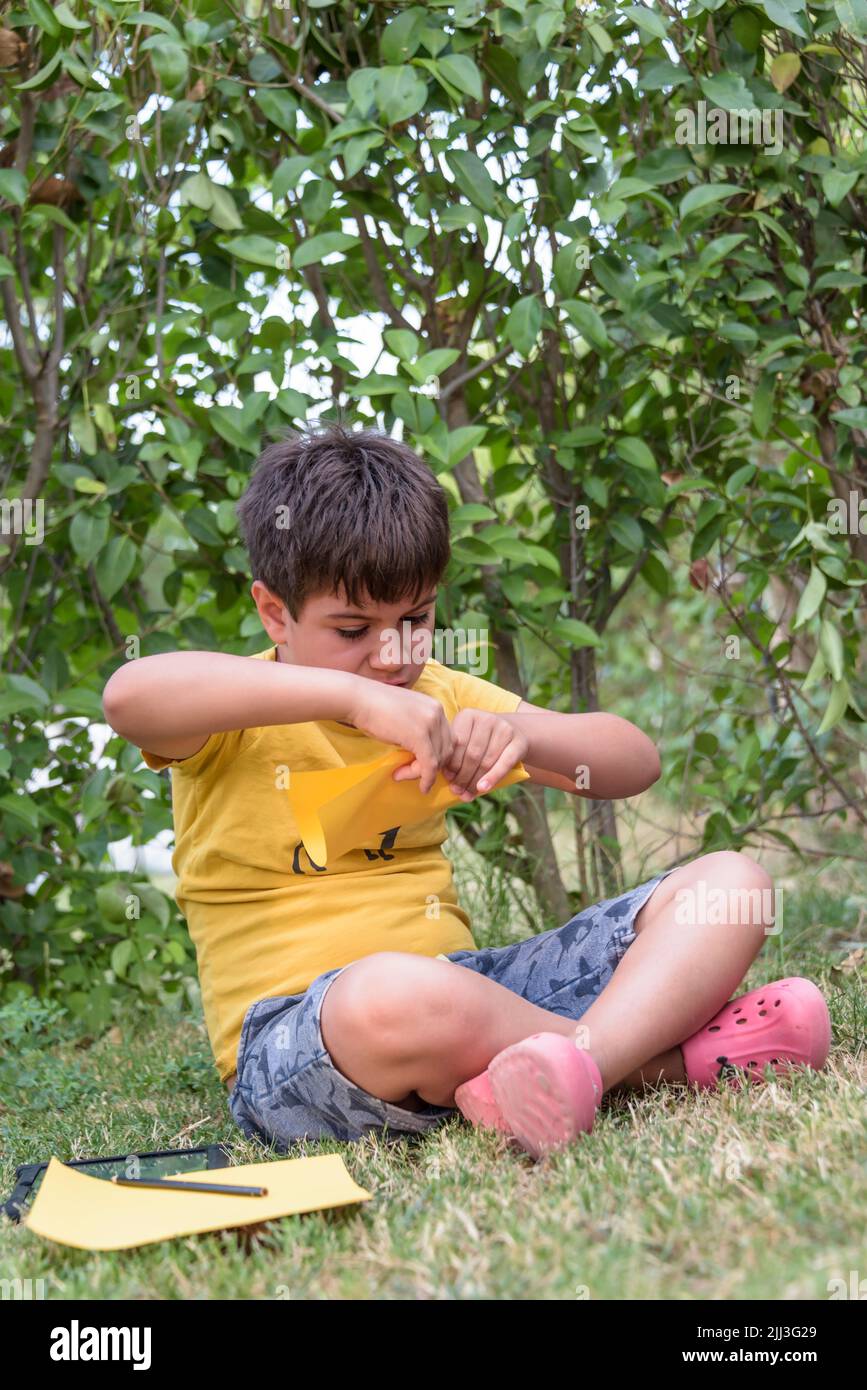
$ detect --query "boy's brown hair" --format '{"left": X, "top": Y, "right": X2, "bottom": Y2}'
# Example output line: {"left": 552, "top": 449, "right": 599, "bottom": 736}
{"left": 235, "top": 422, "right": 451, "bottom": 620}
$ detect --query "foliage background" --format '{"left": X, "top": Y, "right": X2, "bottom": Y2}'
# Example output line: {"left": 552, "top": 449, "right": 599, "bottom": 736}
{"left": 0, "top": 0, "right": 865, "bottom": 1039}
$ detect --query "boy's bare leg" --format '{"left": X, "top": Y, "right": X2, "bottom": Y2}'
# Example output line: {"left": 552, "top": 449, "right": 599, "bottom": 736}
{"left": 321, "top": 852, "right": 772, "bottom": 1107}
{"left": 574, "top": 851, "right": 771, "bottom": 1092}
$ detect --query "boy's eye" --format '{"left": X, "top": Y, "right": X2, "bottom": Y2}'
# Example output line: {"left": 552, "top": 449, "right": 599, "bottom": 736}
{"left": 335, "top": 613, "right": 431, "bottom": 641}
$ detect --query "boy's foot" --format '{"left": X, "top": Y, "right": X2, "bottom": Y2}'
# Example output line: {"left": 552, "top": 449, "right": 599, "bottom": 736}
{"left": 455, "top": 1033, "right": 604, "bottom": 1159}
{"left": 680, "top": 976, "right": 831, "bottom": 1089}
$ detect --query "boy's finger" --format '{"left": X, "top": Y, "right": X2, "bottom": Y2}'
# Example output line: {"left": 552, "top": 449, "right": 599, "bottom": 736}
{"left": 475, "top": 741, "right": 524, "bottom": 792}
{"left": 392, "top": 759, "right": 420, "bottom": 782}
{"left": 455, "top": 732, "right": 494, "bottom": 793}
{"left": 416, "top": 748, "right": 440, "bottom": 795}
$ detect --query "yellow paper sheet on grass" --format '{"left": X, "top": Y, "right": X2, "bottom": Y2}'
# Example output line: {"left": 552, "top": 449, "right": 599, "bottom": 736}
{"left": 287, "top": 748, "right": 529, "bottom": 866}
{"left": 25, "top": 1155, "right": 372, "bottom": 1252}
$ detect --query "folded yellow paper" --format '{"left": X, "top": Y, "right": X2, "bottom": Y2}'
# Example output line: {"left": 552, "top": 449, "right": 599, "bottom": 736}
{"left": 25, "top": 1155, "right": 372, "bottom": 1252}
{"left": 286, "top": 748, "right": 530, "bottom": 866}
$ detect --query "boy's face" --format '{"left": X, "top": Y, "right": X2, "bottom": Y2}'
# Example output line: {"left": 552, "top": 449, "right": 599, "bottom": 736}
{"left": 251, "top": 580, "right": 437, "bottom": 689}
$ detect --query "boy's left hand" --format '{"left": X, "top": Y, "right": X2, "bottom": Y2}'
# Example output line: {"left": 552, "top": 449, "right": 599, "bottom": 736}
{"left": 441, "top": 708, "right": 529, "bottom": 802}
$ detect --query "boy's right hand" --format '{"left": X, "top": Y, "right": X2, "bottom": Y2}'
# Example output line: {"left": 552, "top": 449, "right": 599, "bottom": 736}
{"left": 347, "top": 681, "right": 454, "bottom": 794}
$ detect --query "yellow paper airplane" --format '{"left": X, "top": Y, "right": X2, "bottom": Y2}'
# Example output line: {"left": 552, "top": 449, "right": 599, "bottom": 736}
{"left": 286, "top": 747, "right": 529, "bottom": 865}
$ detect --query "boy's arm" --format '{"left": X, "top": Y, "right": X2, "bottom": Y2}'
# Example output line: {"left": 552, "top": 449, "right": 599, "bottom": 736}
{"left": 500, "top": 699, "right": 661, "bottom": 800}
{"left": 102, "top": 653, "right": 362, "bottom": 762}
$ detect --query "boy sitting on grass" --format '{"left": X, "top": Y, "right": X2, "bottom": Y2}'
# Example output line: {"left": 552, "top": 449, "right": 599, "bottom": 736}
{"left": 102, "top": 423, "right": 830, "bottom": 1159}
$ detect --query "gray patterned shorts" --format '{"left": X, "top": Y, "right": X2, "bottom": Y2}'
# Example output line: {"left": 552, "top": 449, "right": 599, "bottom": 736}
{"left": 227, "top": 868, "right": 676, "bottom": 1150}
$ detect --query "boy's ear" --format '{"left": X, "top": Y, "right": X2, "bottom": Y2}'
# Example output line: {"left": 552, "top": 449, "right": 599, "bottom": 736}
{"left": 250, "top": 580, "right": 293, "bottom": 643}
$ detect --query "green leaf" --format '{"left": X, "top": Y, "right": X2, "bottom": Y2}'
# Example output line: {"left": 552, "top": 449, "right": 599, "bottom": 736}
{"left": 380, "top": 7, "right": 426, "bottom": 63}
{"left": 505, "top": 296, "right": 542, "bottom": 358}
{"left": 292, "top": 232, "right": 358, "bottom": 269}
{"left": 561, "top": 299, "right": 609, "bottom": 352}
{"left": 822, "top": 169, "right": 857, "bottom": 206}
{"left": 752, "top": 375, "right": 775, "bottom": 438}
{"left": 446, "top": 426, "right": 487, "bottom": 464}
{"left": 835, "top": 0, "right": 867, "bottom": 37}
{"left": 587, "top": 21, "right": 613, "bottom": 54}
{"left": 621, "top": 5, "right": 668, "bottom": 39}
{"left": 73, "top": 475, "right": 107, "bottom": 495}
{"left": 111, "top": 940, "right": 135, "bottom": 979}
{"left": 254, "top": 89, "right": 297, "bottom": 135}
{"left": 208, "top": 406, "right": 258, "bottom": 454}
{"left": 184, "top": 506, "right": 224, "bottom": 547}
{"left": 70, "top": 410, "right": 98, "bottom": 456}
{"left": 726, "top": 463, "right": 757, "bottom": 498}
{"left": 451, "top": 536, "right": 501, "bottom": 565}
{"left": 220, "top": 235, "right": 281, "bottom": 268}
{"left": 55, "top": 0, "right": 92, "bottom": 28}
{"left": 70, "top": 510, "right": 110, "bottom": 565}
{"left": 273, "top": 156, "right": 310, "bottom": 201}
{"left": 609, "top": 515, "right": 646, "bottom": 552}
{"left": 699, "top": 73, "right": 755, "bottom": 109}
{"left": 679, "top": 183, "right": 742, "bottom": 218}
{"left": 179, "top": 173, "right": 241, "bottom": 229}
{"left": 731, "top": 8, "right": 763, "bottom": 48}
{"left": 206, "top": 184, "right": 242, "bottom": 232}
{"left": 819, "top": 617, "right": 844, "bottom": 682}
{"left": 0, "top": 793, "right": 39, "bottom": 831}
{"left": 144, "top": 39, "right": 189, "bottom": 93}
{"left": 445, "top": 149, "right": 499, "bottom": 215}
{"left": 94, "top": 536, "right": 136, "bottom": 599}
{"left": 641, "top": 552, "right": 671, "bottom": 597}
{"left": 536, "top": 9, "right": 564, "bottom": 46}
{"left": 4, "top": 673, "right": 50, "bottom": 709}
{"left": 762, "top": 0, "right": 809, "bottom": 38}
{"left": 27, "top": 0, "right": 61, "bottom": 35}
{"left": 126, "top": 9, "right": 182, "bottom": 41}
{"left": 375, "top": 66, "right": 428, "bottom": 124}
{"left": 57, "top": 685, "right": 105, "bottom": 718}
{"left": 639, "top": 58, "right": 691, "bottom": 90}
{"left": 718, "top": 321, "right": 758, "bottom": 349}
{"left": 551, "top": 618, "right": 602, "bottom": 648}
{"left": 436, "top": 54, "right": 483, "bottom": 101}
{"left": 14, "top": 48, "right": 62, "bottom": 90}
{"left": 793, "top": 566, "right": 826, "bottom": 628}
{"left": 347, "top": 68, "right": 379, "bottom": 116}
{"left": 816, "top": 679, "right": 850, "bottom": 735}
{"left": 341, "top": 132, "right": 385, "bottom": 179}
{"left": 384, "top": 329, "right": 420, "bottom": 361}
{"left": 615, "top": 437, "right": 656, "bottom": 472}
{"left": 832, "top": 407, "right": 867, "bottom": 428}
{"left": 0, "top": 170, "right": 28, "bottom": 206}
{"left": 407, "top": 348, "right": 460, "bottom": 382}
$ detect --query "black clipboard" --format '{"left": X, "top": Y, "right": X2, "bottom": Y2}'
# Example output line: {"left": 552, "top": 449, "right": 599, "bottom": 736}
{"left": 2, "top": 1144, "right": 233, "bottom": 1223}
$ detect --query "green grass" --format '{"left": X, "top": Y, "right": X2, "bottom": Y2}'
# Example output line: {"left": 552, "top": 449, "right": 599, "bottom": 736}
{"left": 1, "top": 880, "right": 864, "bottom": 1300}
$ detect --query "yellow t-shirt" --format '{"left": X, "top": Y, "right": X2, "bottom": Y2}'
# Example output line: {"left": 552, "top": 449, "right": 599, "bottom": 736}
{"left": 138, "top": 649, "right": 527, "bottom": 1082}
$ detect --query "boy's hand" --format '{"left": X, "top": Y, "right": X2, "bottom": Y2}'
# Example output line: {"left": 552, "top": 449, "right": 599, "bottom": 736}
{"left": 441, "top": 709, "right": 529, "bottom": 802}
{"left": 347, "top": 681, "right": 454, "bottom": 794}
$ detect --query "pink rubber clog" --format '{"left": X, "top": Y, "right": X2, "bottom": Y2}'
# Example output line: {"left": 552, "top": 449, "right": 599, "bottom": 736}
{"left": 455, "top": 1033, "right": 604, "bottom": 1159}
{"left": 680, "top": 976, "right": 831, "bottom": 1089}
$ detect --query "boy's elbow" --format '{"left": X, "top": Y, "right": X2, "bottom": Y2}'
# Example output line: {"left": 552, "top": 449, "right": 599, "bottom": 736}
{"left": 102, "top": 669, "right": 134, "bottom": 733}
{"left": 639, "top": 740, "right": 661, "bottom": 791}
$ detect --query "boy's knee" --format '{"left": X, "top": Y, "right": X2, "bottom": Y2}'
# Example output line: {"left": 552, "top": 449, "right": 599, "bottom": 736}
{"left": 321, "top": 952, "right": 450, "bottom": 1060}
{"left": 698, "top": 849, "right": 773, "bottom": 894}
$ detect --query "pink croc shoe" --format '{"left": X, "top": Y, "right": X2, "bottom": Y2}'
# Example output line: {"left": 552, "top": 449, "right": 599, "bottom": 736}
{"left": 452, "top": 1068, "right": 513, "bottom": 1136}
{"left": 680, "top": 977, "right": 831, "bottom": 1089}
{"left": 455, "top": 1034, "right": 604, "bottom": 1158}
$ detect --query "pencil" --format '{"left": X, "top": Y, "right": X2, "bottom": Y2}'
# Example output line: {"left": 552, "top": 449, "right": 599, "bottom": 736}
{"left": 110, "top": 1176, "right": 268, "bottom": 1197}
